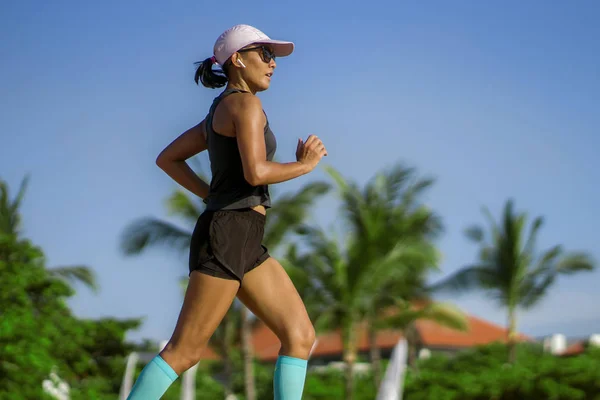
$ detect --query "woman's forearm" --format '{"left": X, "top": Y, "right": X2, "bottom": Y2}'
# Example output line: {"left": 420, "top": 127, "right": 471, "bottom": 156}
{"left": 245, "top": 160, "right": 311, "bottom": 186}
{"left": 157, "top": 160, "right": 210, "bottom": 199}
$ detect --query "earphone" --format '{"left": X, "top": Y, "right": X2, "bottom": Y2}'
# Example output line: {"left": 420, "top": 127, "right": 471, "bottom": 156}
{"left": 237, "top": 59, "right": 247, "bottom": 68}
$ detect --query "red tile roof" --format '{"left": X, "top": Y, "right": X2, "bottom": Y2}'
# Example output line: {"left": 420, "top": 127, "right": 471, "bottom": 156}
{"left": 416, "top": 314, "right": 528, "bottom": 348}
{"left": 561, "top": 341, "right": 586, "bottom": 356}
{"left": 199, "top": 345, "right": 221, "bottom": 361}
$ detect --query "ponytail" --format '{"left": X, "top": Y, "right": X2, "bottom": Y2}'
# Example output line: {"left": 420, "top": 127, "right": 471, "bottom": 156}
{"left": 194, "top": 57, "right": 228, "bottom": 89}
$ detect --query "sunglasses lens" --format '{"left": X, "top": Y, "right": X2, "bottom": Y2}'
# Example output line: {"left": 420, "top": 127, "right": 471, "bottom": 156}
{"left": 262, "top": 47, "right": 275, "bottom": 62}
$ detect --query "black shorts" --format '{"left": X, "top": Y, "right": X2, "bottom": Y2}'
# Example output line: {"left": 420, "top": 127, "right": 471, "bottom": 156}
{"left": 189, "top": 208, "right": 270, "bottom": 283}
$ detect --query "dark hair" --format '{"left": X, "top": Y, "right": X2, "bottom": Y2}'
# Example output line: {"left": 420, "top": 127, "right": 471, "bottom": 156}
{"left": 194, "top": 57, "right": 229, "bottom": 88}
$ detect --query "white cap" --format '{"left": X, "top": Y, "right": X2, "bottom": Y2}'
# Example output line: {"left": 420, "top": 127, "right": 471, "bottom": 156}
{"left": 213, "top": 24, "right": 294, "bottom": 65}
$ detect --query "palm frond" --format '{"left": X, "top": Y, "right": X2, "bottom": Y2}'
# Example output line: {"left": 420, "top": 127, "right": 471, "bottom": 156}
{"left": 429, "top": 266, "right": 493, "bottom": 294}
{"left": 529, "top": 245, "right": 562, "bottom": 276}
{"left": 556, "top": 252, "right": 595, "bottom": 274}
{"left": 323, "top": 165, "right": 349, "bottom": 193}
{"left": 374, "top": 301, "right": 468, "bottom": 332}
{"left": 519, "top": 274, "right": 555, "bottom": 309}
{"left": 165, "top": 190, "right": 203, "bottom": 223}
{"left": 11, "top": 175, "right": 29, "bottom": 214}
{"left": 0, "top": 175, "right": 30, "bottom": 235}
{"left": 418, "top": 302, "right": 469, "bottom": 331}
{"left": 263, "top": 181, "right": 330, "bottom": 250}
{"left": 482, "top": 206, "right": 500, "bottom": 245}
{"left": 49, "top": 265, "right": 100, "bottom": 293}
{"left": 356, "top": 241, "right": 438, "bottom": 298}
{"left": 120, "top": 217, "right": 192, "bottom": 256}
{"left": 523, "top": 216, "right": 543, "bottom": 256}
{"left": 464, "top": 226, "right": 484, "bottom": 243}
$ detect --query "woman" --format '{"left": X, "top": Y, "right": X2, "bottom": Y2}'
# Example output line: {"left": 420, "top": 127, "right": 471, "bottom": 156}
{"left": 127, "top": 24, "right": 327, "bottom": 400}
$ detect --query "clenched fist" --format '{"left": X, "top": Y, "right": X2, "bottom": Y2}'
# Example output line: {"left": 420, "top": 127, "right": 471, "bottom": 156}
{"left": 296, "top": 135, "right": 328, "bottom": 171}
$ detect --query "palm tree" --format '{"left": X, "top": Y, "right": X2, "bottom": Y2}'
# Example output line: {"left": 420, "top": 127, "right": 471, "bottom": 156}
{"left": 0, "top": 176, "right": 99, "bottom": 293}
{"left": 0, "top": 175, "right": 29, "bottom": 236}
{"left": 430, "top": 199, "right": 595, "bottom": 362}
{"left": 119, "top": 162, "right": 329, "bottom": 399}
{"left": 286, "top": 164, "right": 467, "bottom": 399}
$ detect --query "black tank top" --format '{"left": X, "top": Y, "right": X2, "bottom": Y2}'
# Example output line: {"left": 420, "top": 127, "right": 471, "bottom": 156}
{"left": 203, "top": 89, "right": 277, "bottom": 211}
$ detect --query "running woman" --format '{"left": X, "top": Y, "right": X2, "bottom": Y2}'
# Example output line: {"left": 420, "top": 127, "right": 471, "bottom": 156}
{"left": 126, "top": 24, "right": 327, "bottom": 400}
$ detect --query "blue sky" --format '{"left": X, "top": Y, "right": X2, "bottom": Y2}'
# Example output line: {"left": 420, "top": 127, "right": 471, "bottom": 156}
{"left": 2, "top": 0, "right": 599, "bottom": 343}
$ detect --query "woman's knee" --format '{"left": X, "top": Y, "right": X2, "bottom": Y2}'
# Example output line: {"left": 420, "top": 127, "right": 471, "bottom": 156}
{"left": 281, "top": 322, "right": 316, "bottom": 356}
{"left": 160, "top": 340, "right": 207, "bottom": 373}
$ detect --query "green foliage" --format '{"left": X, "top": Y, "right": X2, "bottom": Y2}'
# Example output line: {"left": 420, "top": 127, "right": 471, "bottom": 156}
{"left": 48, "top": 265, "right": 100, "bottom": 293}
{"left": 1, "top": 176, "right": 99, "bottom": 294}
{"left": 245, "top": 362, "right": 377, "bottom": 400}
{"left": 230, "top": 354, "right": 276, "bottom": 400}
{"left": 289, "top": 164, "right": 447, "bottom": 334}
{"left": 302, "top": 369, "right": 377, "bottom": 400}
{"left": 0, "top": 176, "right": 144, "bottom": 399}
{"left": 431, "top": 199, "right": 595, "bottom": 361}
{"left": 0, "top": 231, "right": 143, "bottom": 399}
{"left": 403, "top": 344, "right": 600, "bottom": 400}
{"left": 242, "top": 345, "right": 600, "bottom": 400}
{"left": 0, "top": 233, "right": 72, "bottom": 398}
{"left": 0, "top": 175, "right": 29, "bottom": 236}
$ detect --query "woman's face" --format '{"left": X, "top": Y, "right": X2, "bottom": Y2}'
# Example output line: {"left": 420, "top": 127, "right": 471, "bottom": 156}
{"left": 233, "top": 45, "right": 277, "bottom": 92}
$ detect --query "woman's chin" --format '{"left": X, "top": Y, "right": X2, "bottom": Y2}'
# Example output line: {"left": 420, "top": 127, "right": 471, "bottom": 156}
{"left": 255, "top": 81, "right": 271, "bottom": 92}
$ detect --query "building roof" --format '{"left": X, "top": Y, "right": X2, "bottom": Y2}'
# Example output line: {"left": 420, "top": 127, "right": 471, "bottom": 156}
{"left": 198, "top": 345, "right": 221, "bottom": 361}
{"left": 561, "top": 341, "right": 586, "bottom": 356}
{"left": 415, "top": 314, "right": 529, "bottom": 348}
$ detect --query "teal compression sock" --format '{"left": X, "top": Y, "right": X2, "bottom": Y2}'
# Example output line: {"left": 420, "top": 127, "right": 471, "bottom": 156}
{"left": 273, "top": 355, "right": 308, "bottom": 400}
{"left": 126, "top": 355, "right": 178, "bottom": 400}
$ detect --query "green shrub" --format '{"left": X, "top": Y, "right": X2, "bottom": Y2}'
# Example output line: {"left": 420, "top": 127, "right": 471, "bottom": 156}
{"left": 404, "top": 343, "right": 600, "bottom": 400}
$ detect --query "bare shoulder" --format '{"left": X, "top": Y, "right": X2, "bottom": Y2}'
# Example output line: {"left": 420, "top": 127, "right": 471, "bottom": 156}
{"left": 226, "top": 93, "right": 264, "bottom": 120}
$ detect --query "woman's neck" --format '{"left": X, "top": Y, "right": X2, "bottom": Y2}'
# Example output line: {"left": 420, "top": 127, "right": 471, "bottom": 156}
{"left": 226, "top": 80, "right": 254, "bottom": 95}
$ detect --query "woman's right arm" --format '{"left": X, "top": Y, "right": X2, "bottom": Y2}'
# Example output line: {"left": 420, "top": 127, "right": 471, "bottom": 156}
{"left": 233, "top": 94, "right": 327, "bottom": 186}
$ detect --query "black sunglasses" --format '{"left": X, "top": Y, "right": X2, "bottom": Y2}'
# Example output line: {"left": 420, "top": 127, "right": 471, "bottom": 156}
{"left": 238, "top": 45, "right": 276, "bottom": 63}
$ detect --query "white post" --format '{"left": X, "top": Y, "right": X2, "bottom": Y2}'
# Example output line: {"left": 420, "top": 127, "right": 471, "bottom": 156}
{"left": 119, "top": 339, "right": 206, "bottom": 400}
{"left": 119, "top": 352, "right": 140, "bottom": 400}
{"left": 309, "top": 338, "right": 319, "bottom": 359}
{"left": 550, "top": 334, "right": 567, "bottom": 355}
{"left": 181, "top": 362, "right": 199, "bottom": 400}
{"left": 375, "top": 338, "right": 408, "bottom": 400}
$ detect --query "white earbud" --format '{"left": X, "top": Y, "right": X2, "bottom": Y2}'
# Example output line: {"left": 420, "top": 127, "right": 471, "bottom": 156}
{"left": 237, "top": 59, "right": 247, "bottom": 68}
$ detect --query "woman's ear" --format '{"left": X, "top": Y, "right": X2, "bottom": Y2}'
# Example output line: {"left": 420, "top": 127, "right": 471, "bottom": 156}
{"left": 230, "top": 52, "right": 245, "bottom": 69}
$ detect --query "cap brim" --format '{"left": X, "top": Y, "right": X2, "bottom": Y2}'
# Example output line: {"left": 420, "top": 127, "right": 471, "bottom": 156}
{"left": 255, "top": 40, "right": 294, "bottom": 57}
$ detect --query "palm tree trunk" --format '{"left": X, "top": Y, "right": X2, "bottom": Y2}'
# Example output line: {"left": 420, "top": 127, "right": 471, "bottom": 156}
{"left": 405, "top": 324, "right": 418, "bottom": 367}
{"left": 344, "top": 350, "right": 356, "bottom": 400}
{"left": 368, "top": 325, "right": 382, "bottom": 388}
{"left": 507, "top": 308, "right": 517, "bottom": 363}
{"left": 220, "top": 344, "right": 234, "bottom": 397}
{"left": 241, "top": 306, "right": 256, "bottom": 400}
{"left": 342, "top": 323, "right": 357, "bottom": 400}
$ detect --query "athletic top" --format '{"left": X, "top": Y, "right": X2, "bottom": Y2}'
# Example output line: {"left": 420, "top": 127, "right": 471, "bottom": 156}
{"left": 203, "top": 88, "right": 277, "bottom": 211}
